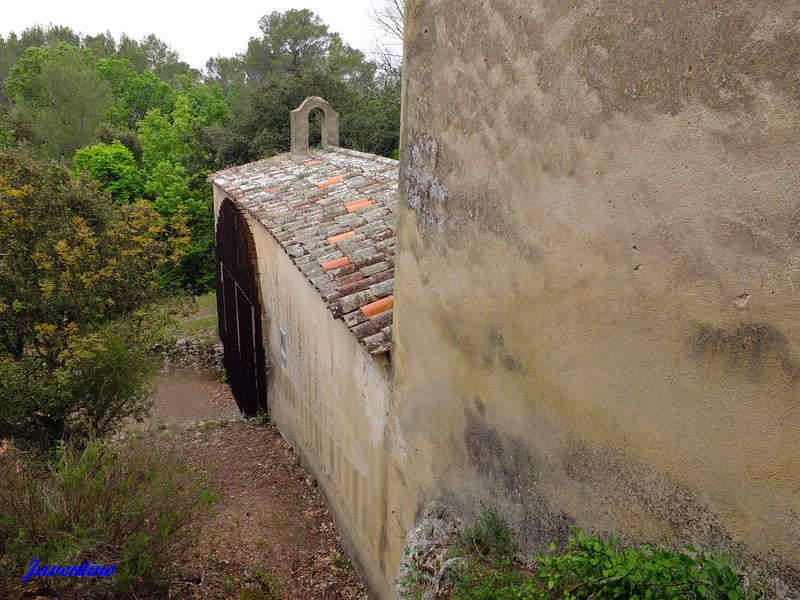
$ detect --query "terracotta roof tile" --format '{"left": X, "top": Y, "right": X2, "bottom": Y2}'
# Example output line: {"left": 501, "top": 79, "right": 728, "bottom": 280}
{"left": 321, "top": 256, "right": 351, "bottom": 271}
{"left": 210, "top": 147, "right": 398, "bottom": 355}
{"left": 361, "top": 295, "right": 394, "bottom": 317}
{"left": 326, "top": 230, "right": 357, "bottom": 245}
{"left": 317, "top": 174, "right": 344, "bottom": 189}
{"left": 344, "top": 197, "right": 375, "bottom": 213}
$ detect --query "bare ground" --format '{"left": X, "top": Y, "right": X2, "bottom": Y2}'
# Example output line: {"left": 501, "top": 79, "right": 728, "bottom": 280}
{"left": 146, "top": 374, "right": 364, "bottom": 600}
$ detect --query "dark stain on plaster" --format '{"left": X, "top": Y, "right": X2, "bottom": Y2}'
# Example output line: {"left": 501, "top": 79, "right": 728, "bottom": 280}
{"left": 464, "top": 411, "right": 736, "bottom": 552}
{"left": 455, "top": 412, "right": 800, "bottom": 590}
{"left": 563, "top": 441, "right": 732, "bottom": 549}
{"left": 563, "top": 441, "right": 800, "bottom": 592}
{"left": 400, "top": 128, "right": 540, "bottom": 262}
{"left": 463, "top": 411, "right": 573, "bottom": 547}
{"left": 473, "top": 396, "right": 486, "bottom": 417}
{"left": 406, "top": 0, "right": 800, "bottom": 165}
{"left": 438, "top": 318, "right": 527, "bottom": 375}
{"left": 690, "top": 322, "right": 800, "bottom": 382}
{"left": 487, "top": 327, "right": 525, "bottom": 373}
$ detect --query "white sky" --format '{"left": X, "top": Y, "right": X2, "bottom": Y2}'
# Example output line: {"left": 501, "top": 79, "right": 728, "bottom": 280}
{"left": 1, "top": 0, "right": 384, "bottom": 71}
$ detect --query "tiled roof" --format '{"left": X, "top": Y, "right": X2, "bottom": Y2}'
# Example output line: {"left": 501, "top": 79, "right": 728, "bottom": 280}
{"left": 210, "top": 148, "right": 397, "bottom": 356}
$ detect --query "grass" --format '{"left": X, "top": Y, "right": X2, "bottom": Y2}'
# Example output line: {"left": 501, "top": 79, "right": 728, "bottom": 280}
{"left": 155, "top": 292, "right": 218, "bottom": 343}
{"left": 174, "top": 291, "right": 218, "bottom": 338}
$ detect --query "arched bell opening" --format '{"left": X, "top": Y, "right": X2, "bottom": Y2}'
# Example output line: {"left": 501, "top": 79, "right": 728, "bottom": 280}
{"left": 290, "top": 96, "right": 339, "bottom": 152}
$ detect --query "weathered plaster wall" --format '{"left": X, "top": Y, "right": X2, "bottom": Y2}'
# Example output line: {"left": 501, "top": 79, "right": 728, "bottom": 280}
{"left": 213, "top": 184, "right": 414, "bottom": 596}
{"left": 395, "top": 0, "right": 800, "bottom": 591}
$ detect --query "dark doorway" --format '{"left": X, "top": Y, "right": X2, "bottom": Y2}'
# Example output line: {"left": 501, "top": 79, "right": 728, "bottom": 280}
{"left": 215, "top": 198, "right": 268, "bottom": 416}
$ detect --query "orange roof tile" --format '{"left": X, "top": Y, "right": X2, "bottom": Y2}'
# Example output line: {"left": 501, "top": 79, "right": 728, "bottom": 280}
{"left": 361, "top": 295, "right": 394, "bottom": 317}
{"left": 344, "top": 197, "right": 375, "bottom": 213}
{"left": 321, "top": 256, "right": 351, "bottom": 271}
{"left": 327, "top": 230, "right": 357, "bottom": 245}
{"left": 304, "top": 159, "right": 325, "bottom": 167}
{"left": 317, "top": 175, "right": 344, "bottom": 189}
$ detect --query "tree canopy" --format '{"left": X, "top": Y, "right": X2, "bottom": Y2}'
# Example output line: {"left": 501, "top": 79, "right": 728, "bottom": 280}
{"left": 0, "top": 10, "right": 401, "bottom": 293}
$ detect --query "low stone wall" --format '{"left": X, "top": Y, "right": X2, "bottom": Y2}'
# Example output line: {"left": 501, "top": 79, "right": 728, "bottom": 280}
{"left": 159, "top": 338, "right": 225, "bottom": 377}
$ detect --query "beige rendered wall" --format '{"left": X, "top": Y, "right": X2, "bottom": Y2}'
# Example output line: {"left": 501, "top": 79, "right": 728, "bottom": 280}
{"left": 395, "top": 0, "right": 800, "bottom": 590}
{"left": 213, "top": 185, "right": 414, "bottom": 596}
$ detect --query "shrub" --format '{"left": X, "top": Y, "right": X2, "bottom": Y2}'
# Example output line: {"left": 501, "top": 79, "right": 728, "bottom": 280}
{"left": 451, "top": 515, "right": 755, "bottom": 600}
{"left": 0, "top": 325, "right": 156, "bottom": 450}
{"left": 73, "top": 140, "right": 146, "bottom": 203}
{"left": 537, "top": 528, "right": 752, "bottom": 600}
{"left": 0, "top": 148, "right": 188, "bottom": 451}
{"left": 0, "top": 437, "right": 217, "bottom": 599}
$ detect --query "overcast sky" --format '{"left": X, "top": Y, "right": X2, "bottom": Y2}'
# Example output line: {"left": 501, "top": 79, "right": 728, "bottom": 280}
{"left": 2, "top": 0, "right": 384, "bottom": 70}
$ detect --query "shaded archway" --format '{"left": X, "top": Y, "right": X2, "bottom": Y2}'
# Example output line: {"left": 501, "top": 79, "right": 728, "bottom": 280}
{"left": 215, "top": 198, "right": 268, "bottom": 416}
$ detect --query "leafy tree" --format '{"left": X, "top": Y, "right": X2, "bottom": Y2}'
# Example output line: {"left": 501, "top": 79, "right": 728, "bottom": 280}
{"left": 74, "top": 140, "right": 146, "bottom": 203}
{"left": 135, "top": 92, "right": 218, "bottom": 291}
{"left": 82, "top": 31, "right": 118, "bottom": 58}
{"left": 0, "top": 149, "right": 187, "bottom": 450}
{"left": 96, "top": 56, "right": 174, "bottom": 129}
{"left": 205, "top": 55, "right": 246, "bottom": 91}
{"left": 139, "top": 33, "right": 195, "bottom": 80}
{"left": 3, "top": 45, "right": 50, "bottom": 104}
{"left": 117, "top": 34, "right": 149, "bottom": 72}
{"left": 340, "top": 94, "right": 401, "bottom": 157}
{"left": 6, "top": 45, "right": 112, "bottom": 157}
{"left": 258, "top": 9, "right": 331, "bottom": 74}
{"left": 97, "top": 123, "right": 143, "bottom": 163}
{"left": 137, "top": 96, "right": 192, "bottom": 170}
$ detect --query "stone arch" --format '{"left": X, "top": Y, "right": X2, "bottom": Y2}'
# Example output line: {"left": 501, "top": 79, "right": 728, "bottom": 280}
{"left": 290, "top": 96, "right": 340, "bottom": 152}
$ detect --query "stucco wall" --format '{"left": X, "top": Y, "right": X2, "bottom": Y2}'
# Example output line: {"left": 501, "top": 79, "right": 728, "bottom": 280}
{"left": 395, "top": 0, "right": 800, "bottom": 591}
{"left": 213, "top": 184, "right": 414, "bottom": 596}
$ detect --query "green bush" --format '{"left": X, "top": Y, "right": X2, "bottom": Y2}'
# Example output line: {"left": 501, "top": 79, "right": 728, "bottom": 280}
{"left": 452, "top": 515, "right": 756, "bottom": 600}
{"left": 74, "top": 140, "right": 146, "bottom": 203}
{"left": 0, "top": 437, "right": 217, "bottom": 599}
{"left": 0, "top": 325, "right": 155, "bottom": 450}
{"left": 537, "top": 528, "right": 752, "bottom": 600}
{"left": 0, "top": 149, "right": 186, "bottom": 451}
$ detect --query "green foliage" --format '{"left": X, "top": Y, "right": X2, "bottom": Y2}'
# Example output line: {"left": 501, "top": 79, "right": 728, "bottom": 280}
{"left": 74, "top": 140, "right": 146, "bottom": 203}
{"left": 6, "top": 45, "right": 112, "bottom": 157}
{"left": 537, "top": 529, "right": 752, "bottom": 600}
{"left": 96, "top": 56, "right": 174, "bottom": 129}
{"left": 0, "top": 8, "right": 402, "bottom": 292}
{"left": 0, "top": 437, "right": 217, "bottom": 599}
{"left": 454, "top": 561, "right": 542, "bottom": 599}
{"left": 451, "top": 521, "right": 756, "bottom": 600}
{"left": 0, "top": 149, "right": 187, "bottom": 450}
{"left": 399, "top": 554, "right": 425, "bottom": 600}
{"left": 249, "top": 409, "right": 270, "bottom": 426}
{"left": 96, "top": 123, "right": 142, "bottom": 163}
{"left": 258, "top": 9, "right": 331, "bottom": 75}
{"left": 0, "top": 126, "right": 12, "bottom": 146}
{"left": 137, "top": 102, "right": 192, "bottom": 171}
{"left": 135, "top": 91, "right": 221, "bottom": 292}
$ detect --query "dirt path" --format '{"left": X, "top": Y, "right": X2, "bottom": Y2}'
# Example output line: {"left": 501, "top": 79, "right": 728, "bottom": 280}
{"left": 147, "top": 374, "right": 364, "bottom": 600}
